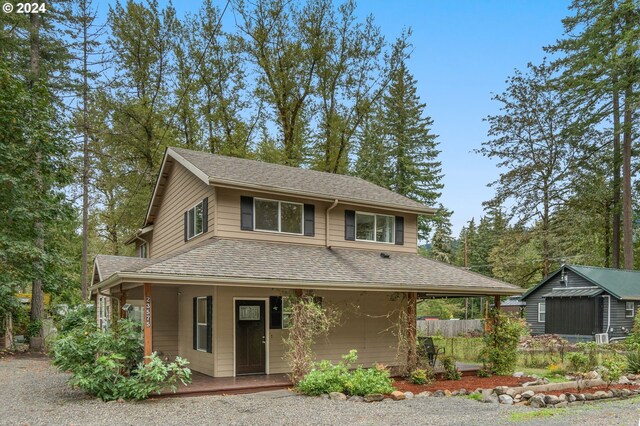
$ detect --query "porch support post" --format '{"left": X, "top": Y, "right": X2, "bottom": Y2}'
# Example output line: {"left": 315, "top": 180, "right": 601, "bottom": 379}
{"left": 494, "top": 295, "right": 501, "bottom": 310}
{"left": 407, "top": 292, "right": 417, "bottom": 370}
{"left": 119, "top": 284, "right": 127, "bottom": 319}
{"left": 143, "top": 283, "right": 152, "bottom": 364}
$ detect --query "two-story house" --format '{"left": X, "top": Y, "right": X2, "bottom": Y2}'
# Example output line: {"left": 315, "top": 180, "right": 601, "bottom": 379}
{"left": 90, "top": 147, "right": 521, "bottom": 378}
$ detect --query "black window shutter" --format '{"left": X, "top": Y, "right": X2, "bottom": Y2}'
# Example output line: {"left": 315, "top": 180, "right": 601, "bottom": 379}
{"left": 345, "top": 210, "right": 355, "bottom": 240}
{"left": 240, "top": 196, "right": 254, "bottom": 230}
{"left": 184, "top": 211, "right": 188, "bottom": 242}
{"left": 395, "top": 216, "right": 404, "bottom": 245}
{"left": 206, "top": 296, "right": 213, "bottom": 353}
{"left": 192, "top": 297, "right": 197, "bottom": 350}
{"left": 202, "top": 197, "right": 209, "bottom": 233}
{"left": 270, "top": 296, "right": 283, "bottom": 329}
{"left": 304, "top": 204, "right": 315, "bottom": 236}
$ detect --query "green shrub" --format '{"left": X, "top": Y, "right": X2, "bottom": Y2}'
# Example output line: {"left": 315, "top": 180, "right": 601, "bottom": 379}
{"left": 567, "top": 352, "right": 590, "bottom": 373}
{"left": 345, "top": 365, "right": 394, "bottom": 396}
{"left": 441, "top": 355, "right": 461, "bottom": 380}
{"left": 480, "top": 310, "right": 526, "bottom": 375}
{"left": 625, "top": 344, "right": 640, "bottom": 374}
{"left": 297, "top": 350, "right": 395, "bottom": 396}
{"left": 296, "top": 350, "right": 355, "bottom": 396}
{"left": 599, "top": 355, "right": 626, "bottom": 388}
{"left": 51, "top": 318, "right": 191, "bottom": 401}
{"left": 409, "top": 368, "right": 433, "bottom": 385}
{"left": 575, "top": 342, "right": 600, "bottom": 370}
{"left": 477, "top": 368, "right": 492, "bottom": 378}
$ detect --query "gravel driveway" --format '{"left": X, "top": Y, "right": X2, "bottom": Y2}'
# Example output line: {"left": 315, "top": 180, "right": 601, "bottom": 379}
{"left": 2, "top": 355, "right": 640, "bottom": 426}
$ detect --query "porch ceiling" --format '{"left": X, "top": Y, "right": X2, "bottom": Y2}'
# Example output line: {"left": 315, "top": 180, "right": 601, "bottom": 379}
{"left": 92, "top": 238, "right": 523, "bottom": 297}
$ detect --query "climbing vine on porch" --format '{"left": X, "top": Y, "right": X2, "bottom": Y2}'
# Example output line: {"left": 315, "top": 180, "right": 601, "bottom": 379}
{"left": 283, "top": 294, "right": 340, "bottom": 384}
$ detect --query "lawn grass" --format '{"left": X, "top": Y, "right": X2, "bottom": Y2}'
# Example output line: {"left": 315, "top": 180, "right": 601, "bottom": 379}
{"left": 508, "top": 409, "right": 568, "bottom": 422}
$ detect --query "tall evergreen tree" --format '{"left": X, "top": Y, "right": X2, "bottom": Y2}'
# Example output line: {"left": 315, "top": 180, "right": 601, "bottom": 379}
{"left": 428, "top": 205, "right": 454, "bottom": 263}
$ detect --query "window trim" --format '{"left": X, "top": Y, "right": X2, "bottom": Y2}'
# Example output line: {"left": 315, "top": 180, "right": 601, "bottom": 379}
{"left": 196, "top": 297, "right": 208, "bottom": 352}
{"left": 282, "top": 296, "right": 294, "bottom": 329}
{"left": 626, "top": 302, "right": 635, "bottom": 318}
{"left": 186, "top": 200, "right": 205, "bottom": 241}
{"left": 139, "top": 242, "right": 148, "bottom": 258}
{"left": 538, "top": 302, "right": 546, "bottom": 323}
{"left": 253, "top": 197, "right": 304, "bottom": 235}
{"left": 354, "top": 211, "right": 395, "bottom": 244}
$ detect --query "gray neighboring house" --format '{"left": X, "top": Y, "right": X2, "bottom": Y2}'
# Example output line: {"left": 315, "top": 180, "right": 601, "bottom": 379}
{"left": 521, "top": 264, "right": 640, "bottom": 342}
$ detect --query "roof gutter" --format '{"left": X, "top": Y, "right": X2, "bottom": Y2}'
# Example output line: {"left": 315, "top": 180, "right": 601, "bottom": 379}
{"left": 89, "top": 271, "right": 524, "bottom": 296}
{"left": 326, "top": 199, "right": 339, "bottom": 248}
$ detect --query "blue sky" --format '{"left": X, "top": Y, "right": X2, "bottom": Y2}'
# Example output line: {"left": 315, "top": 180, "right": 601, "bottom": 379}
{"left": 103, "top": 0, "right": 572, "bottom": 235}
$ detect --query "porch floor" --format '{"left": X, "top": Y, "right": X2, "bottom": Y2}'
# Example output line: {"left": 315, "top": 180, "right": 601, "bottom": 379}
{"left": 160, "top": 362, "right": 481, "bottom": 397}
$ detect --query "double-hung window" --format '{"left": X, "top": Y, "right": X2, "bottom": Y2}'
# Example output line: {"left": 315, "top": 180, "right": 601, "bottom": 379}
{"left": 139, "top": 242, "right": 148, "bottom": 258}
{"left": 355, "top": 212, "right": 394, "bottom": 243}
{"left": 186, "top": 201, "right": 204, "bottom": 240}
{"left": 538, "top": 302, "right": 546, "bottom": 323}
{"left": 196, "top": 297, "right": 208, "bottom": 351}
{"left": 626, "top": 302, "right": 635, "bottom": 318}
{"left": 254, "top": 198, "right": 303, "bottom": 234}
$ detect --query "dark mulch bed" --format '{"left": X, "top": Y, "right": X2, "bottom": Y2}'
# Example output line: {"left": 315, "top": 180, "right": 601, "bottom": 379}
{"left": 394, "top": 375, "right": 534, "bottom": 393}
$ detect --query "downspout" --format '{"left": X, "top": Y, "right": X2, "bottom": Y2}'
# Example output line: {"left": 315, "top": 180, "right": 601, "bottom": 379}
{"left": 325, "top": 199, "right": 339, "bottom": 248}
{"left": 602, "top": 295, "right": 611, "bottom": 337}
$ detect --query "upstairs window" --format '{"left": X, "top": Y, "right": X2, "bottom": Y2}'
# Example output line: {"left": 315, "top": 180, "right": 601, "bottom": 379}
{"left": 254, "top": 198, "right": 303, "bottom": 234}
{"left": 139, "top": 242, "right": 148, "bottom": 258}
{"left": 184, "top": 198, "right": 208, "bottom": 241}
{"left": 626, "top": 302, "right": 635, "bottom": 318}
{"left": 355, "top": 212, "right": 394, "bottom": 243}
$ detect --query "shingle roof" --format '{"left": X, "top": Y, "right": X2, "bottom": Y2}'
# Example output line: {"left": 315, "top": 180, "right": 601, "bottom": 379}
{"left": 522, "top": 264, "right": 640, "bottom": 301}
{"left": 94, "top": 255, "right": 154, "bottom": 282}
{"left": 169, "top": 147, "right": 433, "bottom": 213}
{"left": 542, "top": 287, "right": 603, "bottom": 298}
{"left": 93, "top": 238, "right": 522, "bottom": 295}
{"left": 501, "top": 296, "right": 525, "bottom": 306}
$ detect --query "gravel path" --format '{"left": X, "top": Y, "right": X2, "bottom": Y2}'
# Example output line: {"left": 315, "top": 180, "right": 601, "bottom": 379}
{"left": 2, "top": 355, "right": 640, "bottom": 426}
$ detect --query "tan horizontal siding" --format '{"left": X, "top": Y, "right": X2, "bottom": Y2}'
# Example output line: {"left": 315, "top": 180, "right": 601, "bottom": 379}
{"left": 151, "top": 162, "right": 215, "bottom": 258}
{"left": 177, "top": 285, "right": 215, "bottom": 377}
{"left": 215, "top": 188, "right": 328, "bottom": 246}
{"left": 215, "top": 188, "right": 418, "bottom": 253}
{"left": 151, "top": 286, "right": 178, "bottom": 359}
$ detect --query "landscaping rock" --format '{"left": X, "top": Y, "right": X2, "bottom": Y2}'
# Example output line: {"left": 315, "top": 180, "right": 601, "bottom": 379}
{"left": 567, "top": 394, "right": 576, "bottom": 402}
{"left": 514, "top": 393, "right": 521, "bottom": 400}
{"left": 522, "top": 380, "right": 543, "bottom": 387}
{"left": 569, "top": 401, "right": 584, "bottom": 407}
{"left": 513, "top": 372, "right": 524, "bottom": 378}
{"left": 433, "top": 390, "right": 445, "bottom": 398}
{"left": 628, "top": 374, "right": 638, "bottom": 381}
{"left": 458, "top": 388, "right": 467, "bottom": 395}
{"left": 320, "top": 394, "right": 330, "bottom": 400}
{"left": 606, "top": 390, "right": 614, "bottom": 398}
{"left": 494, "top": 386, "right": 509, "bottom": 396}
{"left": 404, "top": 392, "right": 414, "bottom": 400}
{"left": 444, "top": 390, "right": 452, "bottom": 397}
{"left": 390, "top": 391, "right": 406, "bottom": 401}
{"left": 416, "top": 391, "right": 432, "bottom": 398}
{"left": 555, "top": 401, "right": 568, "bottom": 408}
{"left": 451, "top": 391, "right": 459, "bottom": 396}
{"left": 584, "top": 393, "right": 595, "bottom": 401}
{"left": 619, "top": 376, "right": 630, "bottom": 384}
{"left": 481, "top": 389, "right": 498, "bottom": 404}
{"left": 364, "top": 394, "right": 384, "bottom": 403}
{"left": 329, "top": 392, "right": 347, "bottom": 401}
{"left": 529, "top": 395, "right": 546, "bottom": 408}
{"left": 558, "top": 393, "right": 566, "bottom": 402}
{"left": 584, "top": 371, "right": 599, "bottom": 380}
{"left": 575, "top": 394, "right": 586, "bottom": 401}
{"left": 521, "top": 390, "right": 535, "bottom": 399}
{"left": 348, "top": 395, "right": 364, "bottom": 402}
{"left": 514, "top": 401, "right": 528, "bottom": 406}
{"left": 505, "top": 388, "right": 516, "bottom": 397}
{"left": 593, "top": 391, "right": 608, "bottom": 399}
{"left": 544, "top": 395, "right": 560, "bottom": 405}
{"left": 498, "top": 395, "right": 514, "bottom": 405}
{"left": 116, "top": 398, "right": 125, "bottom": 403}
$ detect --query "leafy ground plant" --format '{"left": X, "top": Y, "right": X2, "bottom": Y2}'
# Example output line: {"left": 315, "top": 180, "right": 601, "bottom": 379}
{"left": 51, "top": 316, "right": 191, "bottom": 401}
{"left": 440, "top": 355, "right": 461, "bottom": 380}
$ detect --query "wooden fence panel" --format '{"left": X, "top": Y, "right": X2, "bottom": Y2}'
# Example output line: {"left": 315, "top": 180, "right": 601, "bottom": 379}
{"left": 417, "top": 319, "right": 484, "bottom": 337}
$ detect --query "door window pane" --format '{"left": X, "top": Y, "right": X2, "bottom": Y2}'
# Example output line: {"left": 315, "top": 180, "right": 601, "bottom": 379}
{"left": 376, "top": 215, "right": 394, "bottom": 243}
{"left": 255, "top": 199, "right": 279, "bottom": 231}
{"left": 281, "top": 202, "right": 302, "bottom": 234}
{"left": 356, "top": 213, "right": 375, "bottom": 241}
